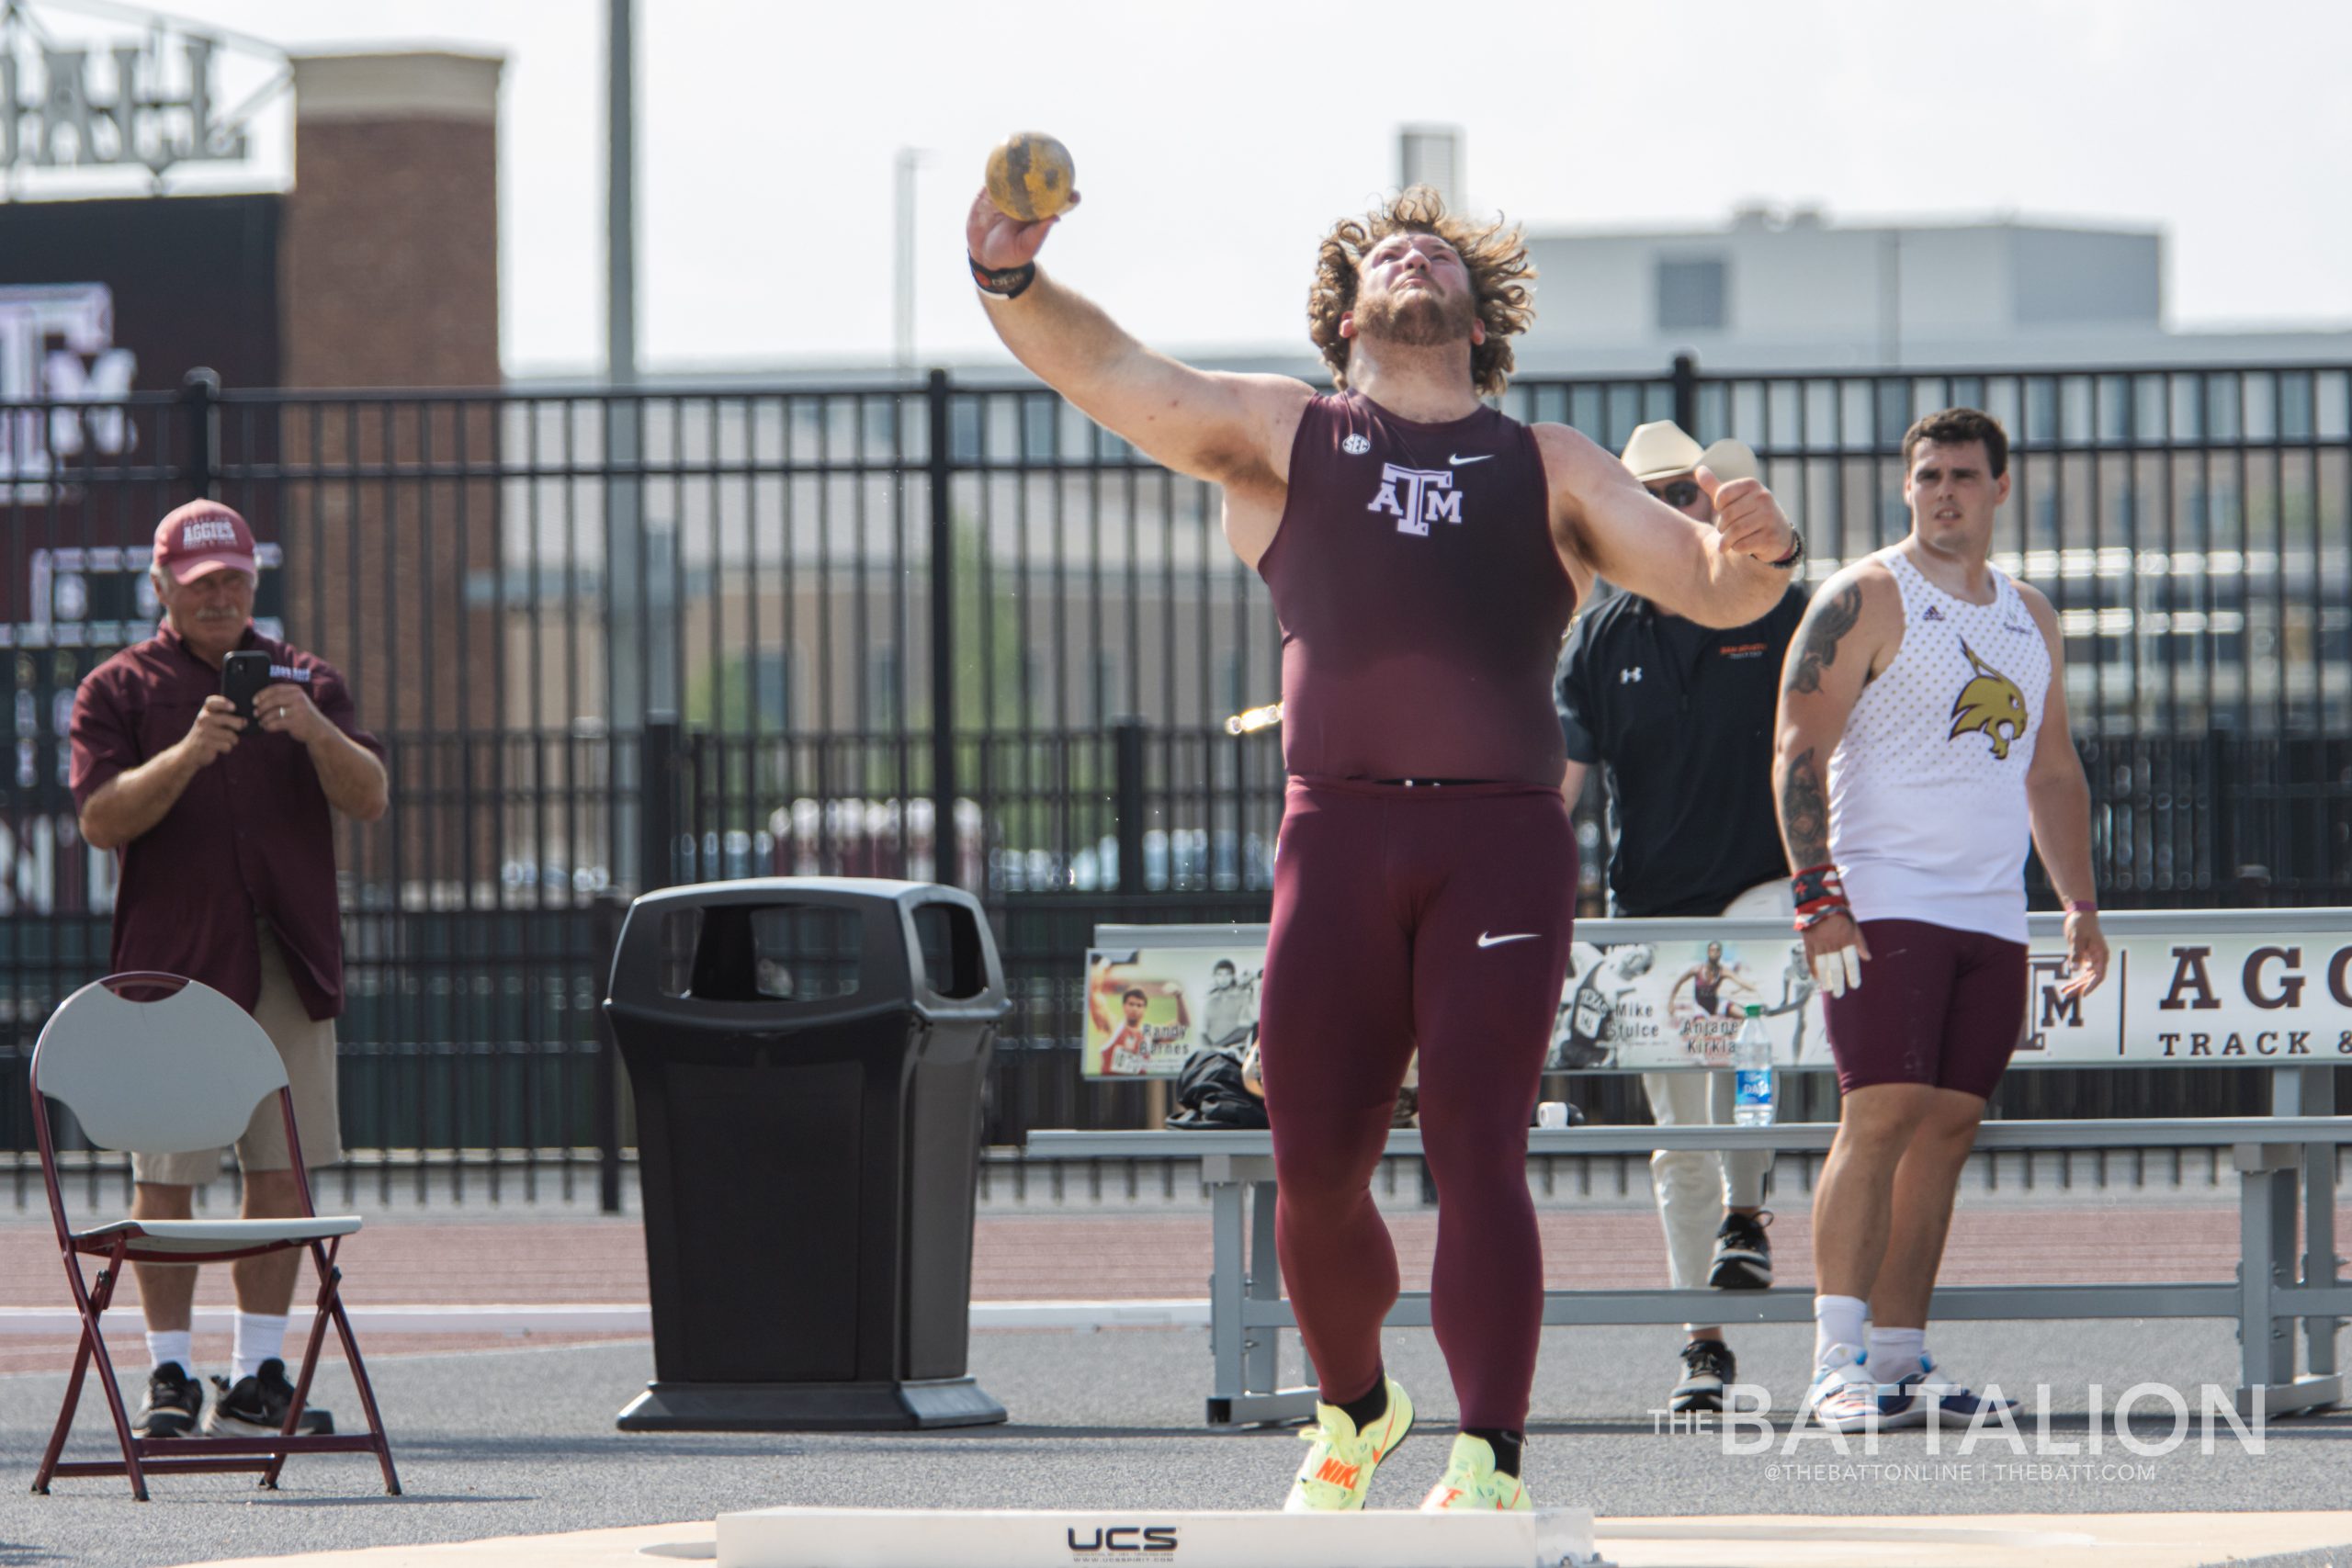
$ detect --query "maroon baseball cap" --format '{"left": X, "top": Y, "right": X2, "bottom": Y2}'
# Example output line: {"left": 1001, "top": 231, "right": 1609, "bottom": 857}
{"left": 153, "top": 500, "right": 258, "bottom": 584}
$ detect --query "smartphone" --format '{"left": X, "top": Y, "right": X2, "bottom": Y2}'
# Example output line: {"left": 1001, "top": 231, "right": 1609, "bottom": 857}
{"left": 220, "top": 650, "right": 272, "bottom": 723}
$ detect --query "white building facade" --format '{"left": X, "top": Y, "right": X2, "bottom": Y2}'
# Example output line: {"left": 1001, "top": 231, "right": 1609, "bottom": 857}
{"left": 1515, "top": 207, "right": 2352, "bottom": 374}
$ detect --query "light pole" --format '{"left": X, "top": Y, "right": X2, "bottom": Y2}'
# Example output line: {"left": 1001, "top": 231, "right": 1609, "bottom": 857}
{"left": 893, "top": 147, "right": 928, "bottom": 372}
{"left": 605, "top": 0, "right": 662, "bottom": 889}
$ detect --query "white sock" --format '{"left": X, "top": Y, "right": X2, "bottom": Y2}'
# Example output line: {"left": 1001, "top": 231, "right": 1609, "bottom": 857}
{"left": 1813, "top": 1294, "right": 1868, "bottom": 1370}
{"left": 1866, "top": 1326, "right": 1927, "bottom": 1381}
{"left": 231, "top": 1312, "right": 288, "bottom": 1382}
{"left": 146, "top": 1329, "right": 194, "bottom": 1377}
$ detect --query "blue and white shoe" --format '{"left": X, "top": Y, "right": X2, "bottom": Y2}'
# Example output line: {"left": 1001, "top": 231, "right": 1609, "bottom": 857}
{"left": 1871, "top": 1354, "right": 2016, "bottom": 1429}
{"left": 1803, "top": 1345, "right": 1869, "bottom": 1421}
{"left": 1818, "top": 1352, "right": 2015, "bottom": 1432}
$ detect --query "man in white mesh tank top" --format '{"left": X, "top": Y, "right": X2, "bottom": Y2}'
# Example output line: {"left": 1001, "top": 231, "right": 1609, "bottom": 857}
{"left": 1770, "top": 408, "right": 2109, "bottom": 1431}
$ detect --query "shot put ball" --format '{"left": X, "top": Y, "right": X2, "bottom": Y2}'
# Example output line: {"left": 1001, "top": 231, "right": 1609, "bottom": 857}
{"left": 986, "top": 132, "right": 1076, "bottom": 222}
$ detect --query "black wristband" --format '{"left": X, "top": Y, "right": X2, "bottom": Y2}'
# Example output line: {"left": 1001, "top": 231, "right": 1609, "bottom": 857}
{"left": 1769, "top": 528, "right": 1805, "bottom": 571}
{"left": 969, "top": 254, "right": 1036, "bottom": 299}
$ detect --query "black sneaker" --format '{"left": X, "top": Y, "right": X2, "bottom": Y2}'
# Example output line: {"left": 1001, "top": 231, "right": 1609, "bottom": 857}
{"left": 1671, "top": 1337, "right": 1736, "bottom": 1414}
{"left": 202, "top": 1359, "right": 334, "bottom": 1437}
{"left": 1707, "top": 1209, "right": 1773, "bottom": 1290}
{"left": 133, "top": 1361, "right": 203, "bottom": 1438}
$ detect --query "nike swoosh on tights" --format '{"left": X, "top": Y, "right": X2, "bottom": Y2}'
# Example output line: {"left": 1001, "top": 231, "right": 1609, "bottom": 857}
{"left": 1449, "top": 453, "right": 1493, "bottom": 466}
{"left": 1477, "top": 931, "right": 1539, "bottom": 948}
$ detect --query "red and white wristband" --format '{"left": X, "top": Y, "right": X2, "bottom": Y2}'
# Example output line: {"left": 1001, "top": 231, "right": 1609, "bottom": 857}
{"left": 1793, "top": 862, "right": 1867, "bottom": 997}
{"left": 1792, "top": 862, "right": 1850, "bottom": 931}
{"left": 2064, "top": 897, "right": 2098, "bottom": 916}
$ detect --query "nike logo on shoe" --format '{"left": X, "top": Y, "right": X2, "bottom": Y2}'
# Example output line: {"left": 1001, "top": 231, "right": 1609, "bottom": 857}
{"left": 1477, "top": 932, "right": 1538, "bottom": 948}
{"left": 1448, "top": 453, "right": 1493, "bottom": 466}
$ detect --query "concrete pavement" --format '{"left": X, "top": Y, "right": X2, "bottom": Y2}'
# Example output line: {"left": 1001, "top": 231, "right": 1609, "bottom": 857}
{"left": 0, "top": 1186, "right": 2344, "bottom": 1567}
{"left": 0, "top": 1316, "right": 2345, "bottom": 1567}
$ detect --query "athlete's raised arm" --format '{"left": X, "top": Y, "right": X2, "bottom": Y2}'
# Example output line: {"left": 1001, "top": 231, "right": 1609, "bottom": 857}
{"left": 1535, "top": 423, "right": 1799, "bottom": 628}
{"left": 967, "top": 191, "right": 1310, "bottom": 500}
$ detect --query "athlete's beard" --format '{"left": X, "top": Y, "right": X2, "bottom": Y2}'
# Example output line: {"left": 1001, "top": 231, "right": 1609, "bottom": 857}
{"left": 1354, "top": 276, "right": 1476, "bottom": 350}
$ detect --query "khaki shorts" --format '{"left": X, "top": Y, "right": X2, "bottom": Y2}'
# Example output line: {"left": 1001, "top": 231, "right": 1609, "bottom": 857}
{"left": 132, "top": 925, "right": 345, "bottom": 1187}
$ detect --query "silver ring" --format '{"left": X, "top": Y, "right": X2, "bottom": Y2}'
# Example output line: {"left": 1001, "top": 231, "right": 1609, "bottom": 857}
{"left": 278, "top": 705, "right": 288, "bottom": 720}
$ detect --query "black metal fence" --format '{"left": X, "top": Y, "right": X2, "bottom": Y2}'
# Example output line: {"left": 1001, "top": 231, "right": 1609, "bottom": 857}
{"left": 5, "top": 358, "right": 2349, "bottom": 1204}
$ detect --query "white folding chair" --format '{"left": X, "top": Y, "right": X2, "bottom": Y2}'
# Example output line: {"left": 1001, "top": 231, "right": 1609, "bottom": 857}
{"left": 28, "top": 972, "right": 400, "bottom": 1500}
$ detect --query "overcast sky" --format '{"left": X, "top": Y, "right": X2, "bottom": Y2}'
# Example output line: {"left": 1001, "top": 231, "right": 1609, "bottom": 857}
{"left": 30, "top": 0, "right": 2352, "bottom": 375}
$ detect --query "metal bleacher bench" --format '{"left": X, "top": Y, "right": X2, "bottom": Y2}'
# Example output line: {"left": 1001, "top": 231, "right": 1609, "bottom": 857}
{"left": 1023, "top": 910, "right": 2352, "bottom": 1428}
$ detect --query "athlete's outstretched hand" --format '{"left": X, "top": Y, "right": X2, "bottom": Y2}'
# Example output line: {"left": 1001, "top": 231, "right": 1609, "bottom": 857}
{"left": 1800, "top": 908, "right": 1871, "bottom": 998}
{"left": 967, "top": 187, "right": 1080, "bottom": 272}
{"left": 1695, "top": 466, "right": 1796, "bottom": 564}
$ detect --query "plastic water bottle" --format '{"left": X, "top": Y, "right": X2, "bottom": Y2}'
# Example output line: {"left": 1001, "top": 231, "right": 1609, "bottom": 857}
{"left": 1733, "top": 1004, "right": 1775, "bottom": 1127}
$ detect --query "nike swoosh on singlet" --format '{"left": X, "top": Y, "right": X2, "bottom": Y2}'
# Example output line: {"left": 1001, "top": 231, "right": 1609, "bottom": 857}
{"left": 1448, "top": 453, "right": 1493, "bottom": 466}
{"left": 1477, "top": 931, "right": 1539, "bottom": 947}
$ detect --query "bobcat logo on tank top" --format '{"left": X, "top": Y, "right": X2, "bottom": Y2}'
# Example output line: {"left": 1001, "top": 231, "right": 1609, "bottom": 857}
{"left": 1948, "top": 639, "right": 2030, "bottom": 760}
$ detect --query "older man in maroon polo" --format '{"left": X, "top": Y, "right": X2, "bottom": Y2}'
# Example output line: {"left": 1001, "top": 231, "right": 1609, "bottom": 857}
{"left": 69, "top": 499, "right": 387, "bottom": 1442}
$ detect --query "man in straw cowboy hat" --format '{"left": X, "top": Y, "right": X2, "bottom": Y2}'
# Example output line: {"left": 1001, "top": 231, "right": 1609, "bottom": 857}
{"left": 1554, "top": 420, "right": 1808, "bottom": 1416}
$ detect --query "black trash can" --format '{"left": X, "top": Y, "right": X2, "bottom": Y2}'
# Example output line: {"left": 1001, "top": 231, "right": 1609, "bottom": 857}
{"left": 605, "top": 876, "right": 1011, "bottom": 1431}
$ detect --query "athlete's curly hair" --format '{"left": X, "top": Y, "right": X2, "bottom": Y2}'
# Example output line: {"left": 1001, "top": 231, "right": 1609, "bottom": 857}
{"left": 1306, "top": 186, "right": 1536, "bottom": 399}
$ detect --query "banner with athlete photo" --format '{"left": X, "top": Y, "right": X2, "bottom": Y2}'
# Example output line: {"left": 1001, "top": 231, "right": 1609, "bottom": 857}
{"left": 1548, "top": 936, "right": 1825, "bottom": 1071}
{"left": 1081, "top": 948, "right": 1264, "bottom": 1079}
{"left": 1084, "top": 913, "right": 2352, "bottom": 1073}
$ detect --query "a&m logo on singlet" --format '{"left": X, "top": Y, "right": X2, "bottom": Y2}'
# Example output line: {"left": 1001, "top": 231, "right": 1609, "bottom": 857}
{"left": 1365, "top": 463, "right": 1462, "bottom": 536}
{"left": 1948, "top": 638, "right": 2030, "bottom": 759}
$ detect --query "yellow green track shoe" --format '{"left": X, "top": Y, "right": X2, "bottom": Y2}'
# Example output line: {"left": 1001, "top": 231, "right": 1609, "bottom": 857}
{"left": 1281, "top": 1375, "right": 1414, "bottom": 1512}
{"left": 1419, "top": 1431, "right": 1532, "bottom": 1512}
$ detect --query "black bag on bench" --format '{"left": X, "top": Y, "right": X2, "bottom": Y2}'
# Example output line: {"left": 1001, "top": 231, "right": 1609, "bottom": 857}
{"left": 1165, "top": 1046, "right": 1269, "bottom": 1131}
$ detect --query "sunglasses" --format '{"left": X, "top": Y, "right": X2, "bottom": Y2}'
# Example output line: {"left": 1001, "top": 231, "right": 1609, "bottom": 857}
{"left": 1646, "top": 479, "right": 1703, "bottom": 509}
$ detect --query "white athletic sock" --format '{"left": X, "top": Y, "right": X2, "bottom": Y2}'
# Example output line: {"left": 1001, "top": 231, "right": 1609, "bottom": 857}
{"left": 1866, "top": 1326, "right": 1927, "bottom": 1382}
{"left": 1813, "top": 1294, "right": 1869, "bottom": 1370}
{"left": 231, "top": 1312, "right": 288, "bottom": 1382}
{"left": 146, "top": 1329, "right": 194, "bottom": 1377}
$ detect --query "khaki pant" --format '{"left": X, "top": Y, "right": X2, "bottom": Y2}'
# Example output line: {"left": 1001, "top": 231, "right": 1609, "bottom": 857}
{"left": 1643, "top": 876, "right": 1791, "bottom": 1292}
{"left": 1642, "top": 1067, "right": 1772, "bottom": 1292}
{"left": 132, "top": 925, "right": 344, "bottom": 1186}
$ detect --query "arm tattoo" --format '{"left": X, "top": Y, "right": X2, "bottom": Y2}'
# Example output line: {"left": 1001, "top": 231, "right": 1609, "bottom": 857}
{"left": 1784, "top": 583, "right": 1863, "bottom": 695}
{"left": 1780, "top": 746, "right": 1831, "bottom": 868}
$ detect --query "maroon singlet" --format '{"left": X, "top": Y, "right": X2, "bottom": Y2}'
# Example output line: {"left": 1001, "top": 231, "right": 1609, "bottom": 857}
{"left": 1258, "top": 390, "right": 1576, "bottom": 784}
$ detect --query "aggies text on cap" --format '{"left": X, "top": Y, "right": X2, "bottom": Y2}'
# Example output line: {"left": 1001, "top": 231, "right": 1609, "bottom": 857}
{"left": 153, "top": 500, "right": 258, "bottom": 584}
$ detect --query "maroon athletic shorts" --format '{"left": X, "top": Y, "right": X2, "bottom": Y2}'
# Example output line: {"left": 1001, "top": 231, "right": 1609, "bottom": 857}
{"left": 1256, "top": 775, "right": 1577, "bottom": 1431}
{"left": 1822, "top": 917, "right": 2029, "bottom": 1100}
